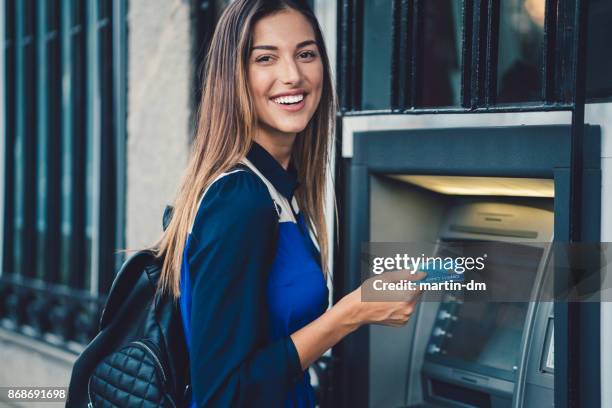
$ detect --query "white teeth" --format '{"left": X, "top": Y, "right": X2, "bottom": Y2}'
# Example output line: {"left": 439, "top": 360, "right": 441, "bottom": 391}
{"left": 272, "top": 94, "right": 304, "bottom": 104}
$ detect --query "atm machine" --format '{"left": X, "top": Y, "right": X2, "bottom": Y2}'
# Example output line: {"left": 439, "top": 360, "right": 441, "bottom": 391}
{"left": 334, "top": 125, "right": 601, "bottom": 408}
{"left": 416, "top": 202, "right": 556, "bottom": 408}
{"left": 367, "top": 175, "right": 555, "bottom": 408}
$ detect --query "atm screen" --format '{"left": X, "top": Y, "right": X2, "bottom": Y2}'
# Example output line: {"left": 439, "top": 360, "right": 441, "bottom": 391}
{"left": 427, "top": 242, "right": 543, "bottom": 378}
{"left": 441, "top": 301, "right": 528, "bottom": 373}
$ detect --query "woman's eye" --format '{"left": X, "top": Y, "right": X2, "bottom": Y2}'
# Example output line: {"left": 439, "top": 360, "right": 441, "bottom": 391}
{"left": 255, "top": 55, "right": 274, "bottom": 63}
{"left": 298, "top": 50, "right": 317, "bottom": 60}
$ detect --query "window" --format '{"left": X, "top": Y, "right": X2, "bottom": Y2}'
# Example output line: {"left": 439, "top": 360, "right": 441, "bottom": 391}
{"left": 338, "top": 0, "right": 584, "bottom": 112}
{"left": 1, "top": 0, "right": 126, "bottom": 348}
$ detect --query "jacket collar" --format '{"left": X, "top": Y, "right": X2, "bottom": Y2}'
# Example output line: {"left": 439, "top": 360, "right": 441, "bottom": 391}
{"left": 246, "top": 141, "right": 299, "bottom": 200}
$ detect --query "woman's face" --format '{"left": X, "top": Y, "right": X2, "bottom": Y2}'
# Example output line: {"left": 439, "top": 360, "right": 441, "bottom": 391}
{"left": 248, "top": 8, "right": 323, "bottom": 137}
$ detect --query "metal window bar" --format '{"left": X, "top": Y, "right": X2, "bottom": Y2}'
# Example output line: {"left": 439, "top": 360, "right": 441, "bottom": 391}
{"left": 469, "top": 0, "right": 486, "bottom": 107}
{"left": 461, "top": 0, "right": 474, "bottom": 108}
{"left": 36, "top": 0, "right": 63, "bottom": 284}
{"left": 543, "top": 0, "right": 558, "bottom": 102}
{"left": 408, "top": 0, "right": 421, "bottom": 108}
{"left": 48, "top": 0, "right": 63, "bottom": 284}
{"left": 36, "top": 0, "right": 47, "bottom": 283}
{"left": 554, "top": 0, "right": 576, "bottom": 103}
{"left": 483, "top": 0, "right": 499, "bottom": 106}
{"left": 86, "top": 0, "right": 101, "bottom": 296}
{"left": 390, "top": 0, "right": 409, "bottom": 110}
{"left": 350, "top": 0, "right": 364, "bottom": 111}
{"left": 2, "top": 0, "right": 16, "bottom": 278}
{"left": 338, "top": 0, "right": 363, "bottom": 112}
{"left": 15, "top": 0, "right": 39, "bottom": 282}
{"left": 96, "top": 0, "right": 117, "bottom": 294}
{"left": 62, "top": 0, "right": 88, "bottom": 290}
{"left": 112, "top": 0, "right": 127, "bottom": 274}
{"left": 0, "top": 0, "right": 5, "bottom": 282}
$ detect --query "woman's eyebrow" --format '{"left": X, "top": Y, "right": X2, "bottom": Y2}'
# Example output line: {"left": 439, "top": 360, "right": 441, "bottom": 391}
{"left": 251, "top": 40, "right": 317, "bottom": 51}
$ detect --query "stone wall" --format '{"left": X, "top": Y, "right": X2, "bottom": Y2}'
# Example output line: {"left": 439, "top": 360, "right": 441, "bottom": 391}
{"left": 126, "top": 0, "right": 193, "bottom": 250}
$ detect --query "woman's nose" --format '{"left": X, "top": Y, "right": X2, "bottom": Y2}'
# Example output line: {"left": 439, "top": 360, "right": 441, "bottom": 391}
{"left": 279, "top": 58, "right": 302, "bottom": 85}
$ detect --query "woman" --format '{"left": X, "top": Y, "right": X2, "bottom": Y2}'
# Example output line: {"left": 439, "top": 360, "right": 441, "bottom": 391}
{"left": 153, "top": 0, "right": 423, "bottom": 406}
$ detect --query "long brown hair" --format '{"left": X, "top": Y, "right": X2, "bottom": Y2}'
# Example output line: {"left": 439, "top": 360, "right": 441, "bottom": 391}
{"left": 151, "top": 0, "right": 336, "bottom": 298}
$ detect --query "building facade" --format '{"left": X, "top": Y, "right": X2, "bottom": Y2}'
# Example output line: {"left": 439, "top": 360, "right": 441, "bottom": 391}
{"left": 1, "top": 0, "right": 612, "bottom": 407}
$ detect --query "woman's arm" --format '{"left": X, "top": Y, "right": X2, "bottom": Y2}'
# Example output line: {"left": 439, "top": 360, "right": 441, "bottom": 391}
{"left": 291, "top": 272, "right": 424, "bottom": 370}
{"left": 188, "top": 171, "right": 303, "bottom": 407}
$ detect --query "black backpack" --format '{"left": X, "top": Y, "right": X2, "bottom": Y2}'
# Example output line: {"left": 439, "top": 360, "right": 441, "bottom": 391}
{"left": 66, "top": 208, "right": 189, "bottom": 408}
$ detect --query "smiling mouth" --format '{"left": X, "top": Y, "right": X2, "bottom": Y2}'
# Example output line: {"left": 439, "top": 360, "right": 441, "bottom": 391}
{"left": 271, "top": 93, "right": 305, "bottom": 105}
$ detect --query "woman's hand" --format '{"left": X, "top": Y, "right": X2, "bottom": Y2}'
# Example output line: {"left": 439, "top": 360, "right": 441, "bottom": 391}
{"left": 335, "top": 270, "right": 426, "bottom": 330}
{"left": 290, "top": 270, "right": 426, "bottom": 370}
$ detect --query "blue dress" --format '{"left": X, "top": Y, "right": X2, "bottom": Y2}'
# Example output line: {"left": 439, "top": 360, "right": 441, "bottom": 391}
{"left": 179, "top": 142, "right": 329, "bottom": 407}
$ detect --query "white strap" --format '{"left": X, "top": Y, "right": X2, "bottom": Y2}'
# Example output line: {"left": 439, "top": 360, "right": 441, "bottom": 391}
{"left": 189, "top": 158, "right": 298, "bottom": 234}
{"left": 240, "top": 158, "right": 296, "bottom": 223}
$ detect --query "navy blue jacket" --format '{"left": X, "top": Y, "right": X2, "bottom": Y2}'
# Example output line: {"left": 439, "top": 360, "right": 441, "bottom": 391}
{"left": 180, "top": 143, "right": 327, "bottom": 407}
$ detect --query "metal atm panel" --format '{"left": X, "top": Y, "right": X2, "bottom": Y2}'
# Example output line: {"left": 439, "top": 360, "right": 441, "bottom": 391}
{"left": 415, "top": 200, "right": 554, "bottom": 408}
{"left": 336, "top": 125, "right": 601, "bottom": 408}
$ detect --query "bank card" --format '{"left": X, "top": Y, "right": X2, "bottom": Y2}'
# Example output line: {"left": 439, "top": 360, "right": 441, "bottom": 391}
{"left": 418, "top": 259, "right": 464, "bottom": 284}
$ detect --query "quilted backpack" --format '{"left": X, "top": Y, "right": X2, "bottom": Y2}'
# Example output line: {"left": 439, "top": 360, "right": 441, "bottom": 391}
{"left": 66, "top": 208, "right": 189, "bottom": 408}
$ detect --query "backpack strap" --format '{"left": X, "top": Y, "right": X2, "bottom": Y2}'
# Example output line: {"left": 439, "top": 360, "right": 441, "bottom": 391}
{"left": 239, "top": 158, "right": 295, "bottom": 223}
{"left": 99, "top": 250, "right": 157, "bottom": 330}
{"left": 188, "top": 161, "right": 288, "bottom": 234}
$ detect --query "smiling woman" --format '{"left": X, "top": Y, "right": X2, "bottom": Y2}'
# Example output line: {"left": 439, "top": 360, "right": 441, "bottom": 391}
{"left": 148, "top": 1, "right": 423, "bottom": 407}
{"left": 248, "top": 11, "right": 323, "bottom": 137}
